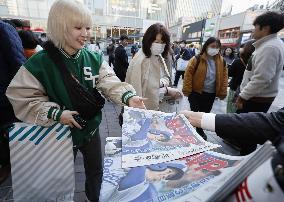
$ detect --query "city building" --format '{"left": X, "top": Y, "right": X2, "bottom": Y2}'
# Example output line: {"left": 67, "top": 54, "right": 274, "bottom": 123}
{"left": 202, "top": 15, "right": 221, "bottom": 43}
{"left": 165, "top": 0, "right": 222, "bottom": 41}
{"left": 269, "top": 0, "right": 284, "bottom": 11}
{"left": 93, "top": 0, "right": 166, "bottom": 41}
{"left": 269, "top": 0, "right": 284, "bottom": 40}
{"left": 217, "top": 9, "right": 265, "bottom": 48}
{"left": 0, "top": 0, "right": 167, "bottom": 41}
{"left": 181, "top": 19, "right": 205, "bottom": 44}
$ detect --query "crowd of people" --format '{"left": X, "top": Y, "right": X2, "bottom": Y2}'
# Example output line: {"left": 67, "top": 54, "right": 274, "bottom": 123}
{"left": 1, "top": 0, "right": 284, "bottom": 201}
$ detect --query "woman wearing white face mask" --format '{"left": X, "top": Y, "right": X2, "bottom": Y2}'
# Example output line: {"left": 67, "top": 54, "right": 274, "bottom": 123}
{"left": 182, "top": 37, "right": 228, "bottom": 140}
{"left": 126, "top": 23, "right": 182, "bottom": 110}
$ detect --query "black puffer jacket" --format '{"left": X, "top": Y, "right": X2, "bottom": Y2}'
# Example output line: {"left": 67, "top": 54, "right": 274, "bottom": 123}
{"left": 0, "top": 21, "right": 26, "bottom": 106}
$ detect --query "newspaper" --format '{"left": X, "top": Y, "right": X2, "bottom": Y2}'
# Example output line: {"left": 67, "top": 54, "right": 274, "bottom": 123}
{"left": 100, "top": 138, "right": 274, "bottom": 202}
{"left": 121, "top": 107, "right": 220, "bottom": 168}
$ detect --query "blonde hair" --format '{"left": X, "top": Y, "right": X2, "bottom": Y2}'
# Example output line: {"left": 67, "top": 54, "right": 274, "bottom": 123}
{"left": 47, "top": 0, "right": 92, "bottom": 49}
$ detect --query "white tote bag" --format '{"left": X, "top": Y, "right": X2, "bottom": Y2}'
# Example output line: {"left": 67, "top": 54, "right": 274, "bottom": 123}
{"left": 176, "top": 58, "right": 189, "bottom": 71}
{"left": 9, "top": 122, "right": 75, "bottom": 202}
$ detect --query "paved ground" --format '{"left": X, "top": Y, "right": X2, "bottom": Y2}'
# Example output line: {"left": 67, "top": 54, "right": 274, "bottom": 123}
{"left": 1, "top": 71, "right": 283, "bottom": 201}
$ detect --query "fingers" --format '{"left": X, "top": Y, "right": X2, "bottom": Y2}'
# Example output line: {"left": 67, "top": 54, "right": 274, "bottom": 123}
{"left": 68, "top": 123, "right": 74, "bottom": 128}
{"left": 70, "top": 111, "right": 79, "bottom": 115}
{"left": 139, "top": 97, "right": 148, "bottom": 101}
{"left": 71, "top": 118, "right": 82, "bottom": 130}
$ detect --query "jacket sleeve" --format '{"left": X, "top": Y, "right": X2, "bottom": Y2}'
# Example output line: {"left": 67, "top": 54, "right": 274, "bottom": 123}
{"left": 6, "top": 67, "right": 62, "bottom": 126}
{"left": 182, "top": 57, "right": 196, "bottom": 96}
{"left": 125, "top": 58, "right": 143, "bottom": 97}
{"left": 96, "top": 61, "right": 136, "bottom": 105}
{"left": 0, "top": 23, "right": 26, "bottom": 77}
{"left": 240, "top": 46, "right": 279, "bottom": 100}
{"left": 219, "top": 58, "right": 228, "bottom": 99}
{"left": 215, "top": 108, "right": 284, "bottom": 144}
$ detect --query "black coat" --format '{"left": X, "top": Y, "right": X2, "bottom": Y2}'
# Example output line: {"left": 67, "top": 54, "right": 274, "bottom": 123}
{"left": 215, "top": 107, "right": 284, "bottom": 145}
{"left": 0, "top": 21, "right": 26, "bottom": 107}
{"left": 228, "top": 58, "right": 246, "bottom": 91}
{"left": 114, "top": 45, "right": 129, "bottom": 82}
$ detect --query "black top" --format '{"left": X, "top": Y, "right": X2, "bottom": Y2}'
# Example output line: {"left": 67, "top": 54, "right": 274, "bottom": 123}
{"left": 216, "top": 107, "right": 284, "bottom": 146}
{"left": 228, "top": 58, "right": 246, "bottom": 91}
{"left": 114, "top": 45, "right": 129, "bottom": 82}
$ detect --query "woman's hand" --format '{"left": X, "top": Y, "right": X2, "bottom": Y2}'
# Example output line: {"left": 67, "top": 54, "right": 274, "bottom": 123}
{"left": 167, "top": 87, "right": 183, "bottom": 99}
{"left": 128, "top": 96, "right": 147, "bottom": 109}
{"left": 180, "top": 110, "right": 204, "bottom": 128}
{"left": 59, "top": 110, "right": 82, "bottom": 129}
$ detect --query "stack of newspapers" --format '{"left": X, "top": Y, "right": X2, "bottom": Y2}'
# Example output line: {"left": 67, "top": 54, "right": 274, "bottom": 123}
{"left": 99, "top": 107, "right": 275, "bottom": 202}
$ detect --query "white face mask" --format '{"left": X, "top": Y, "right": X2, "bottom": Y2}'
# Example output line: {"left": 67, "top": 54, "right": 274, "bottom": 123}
{"left": 151, "top": 42, "right": 166, "bottom": 55}
{"left": 180, "top": 43, "right": 185, "bottom": 48}
{"left": 207, "top": 47, "right": 219, "bottom": 56}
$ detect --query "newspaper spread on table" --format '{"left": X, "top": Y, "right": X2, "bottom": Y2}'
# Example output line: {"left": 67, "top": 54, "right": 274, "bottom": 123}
{"left": 100, "top": 137, "right": 256, "bottom": 202}
{"left": 121, "top": 107, "right": 220, "bottom": 168}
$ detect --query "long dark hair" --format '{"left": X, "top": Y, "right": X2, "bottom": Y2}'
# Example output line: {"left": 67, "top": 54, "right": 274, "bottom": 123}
{"left": 240, "top": 40, "right": 255, "bottom": 64}
{"left": 223, "top": 47, "right": 235, "bottom": 59}
{"left": 142, "top": 23, "right": 170, "bottom": 58}
{"left": 200, "top": 37, "right": 221, "bottom": 55}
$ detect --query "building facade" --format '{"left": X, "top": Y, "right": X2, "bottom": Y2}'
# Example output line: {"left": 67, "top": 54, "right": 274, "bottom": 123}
{"left": 165, "top": 0, "right": 222, "bottom": 41}
{"left": 0, "top": 0, "right": 167, "bottom": 41}
{"left": 217, "top": 10, "right": 265, "bottom": 47}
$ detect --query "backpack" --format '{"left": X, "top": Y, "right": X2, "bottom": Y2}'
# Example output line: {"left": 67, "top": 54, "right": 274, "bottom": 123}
{"left": 193, "top": 54, "right": 226, "bottom": 73}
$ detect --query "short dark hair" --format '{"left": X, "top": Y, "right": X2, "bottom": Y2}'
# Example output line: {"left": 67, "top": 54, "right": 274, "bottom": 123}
{"left": 120, "top": 34, "right": 128, "bottom": 41}
{"left": 142, "top": 23, "right": 170, "bottom": 58}
{"left": 200, "top": 37, "right": 221, "bottom": 55}
{"left": 18, "top": 30, "right": 39, "bottom": 49}
{"left": 253, "top": 11, "right": 284, "bottom": 34}
{"left": 179, "top": 40, "right": 186, "bottom": 44}
{"left": 10, "top": 19, "right": 24, "bottom": 28}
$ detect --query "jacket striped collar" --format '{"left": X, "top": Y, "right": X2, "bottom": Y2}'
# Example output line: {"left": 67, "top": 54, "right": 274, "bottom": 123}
{"left": 59, "top": 48, "right": 82, "bottom": 59}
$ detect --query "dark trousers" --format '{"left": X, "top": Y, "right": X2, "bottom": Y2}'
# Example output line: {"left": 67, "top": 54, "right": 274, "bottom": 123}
{"left": 0, "top": 131, "right": 9, "bottom": 166}
{"left": 236, "top": 100, "right": 273, "bottom": 113}
{"left": 73, "top": 130, "right": 103, "bottom": 202}
{"left": 0, "top": 104, "right": 18, "bottom": 167}
{"left": 173, "top": 71, "right": 185, "bottom": 86}
{"left": 188, "top": 91, "right": 216, "bottom": 113}
{"left": 235, "top": 99, "right": 273, "bottom": 155}
{"left": 188, "top": 91, "right": 216, "bottom": 134}
{"left": 108, "top": 55, "right": 115, "bottom": 67}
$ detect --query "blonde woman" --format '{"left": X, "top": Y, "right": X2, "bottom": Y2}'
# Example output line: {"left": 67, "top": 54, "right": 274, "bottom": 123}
{"left": 6, "top": 0, "right": 145, "bottom": 201}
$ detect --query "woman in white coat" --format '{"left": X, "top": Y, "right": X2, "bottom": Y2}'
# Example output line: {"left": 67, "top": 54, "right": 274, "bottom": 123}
{"left": 126, "top": 23, "right": 181, "bottom": 111}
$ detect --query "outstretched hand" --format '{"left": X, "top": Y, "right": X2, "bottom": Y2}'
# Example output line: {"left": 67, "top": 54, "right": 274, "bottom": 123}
{"left": 128, "top": 96, "right": 147, "bottom": 109}
{"left": 179, "top": 110, "right": 203, "bottom": 128}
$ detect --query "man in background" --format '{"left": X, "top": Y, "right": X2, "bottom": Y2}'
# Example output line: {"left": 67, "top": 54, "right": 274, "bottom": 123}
{"left": 114, "top": 35, "right": 129, "bottom": 82}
